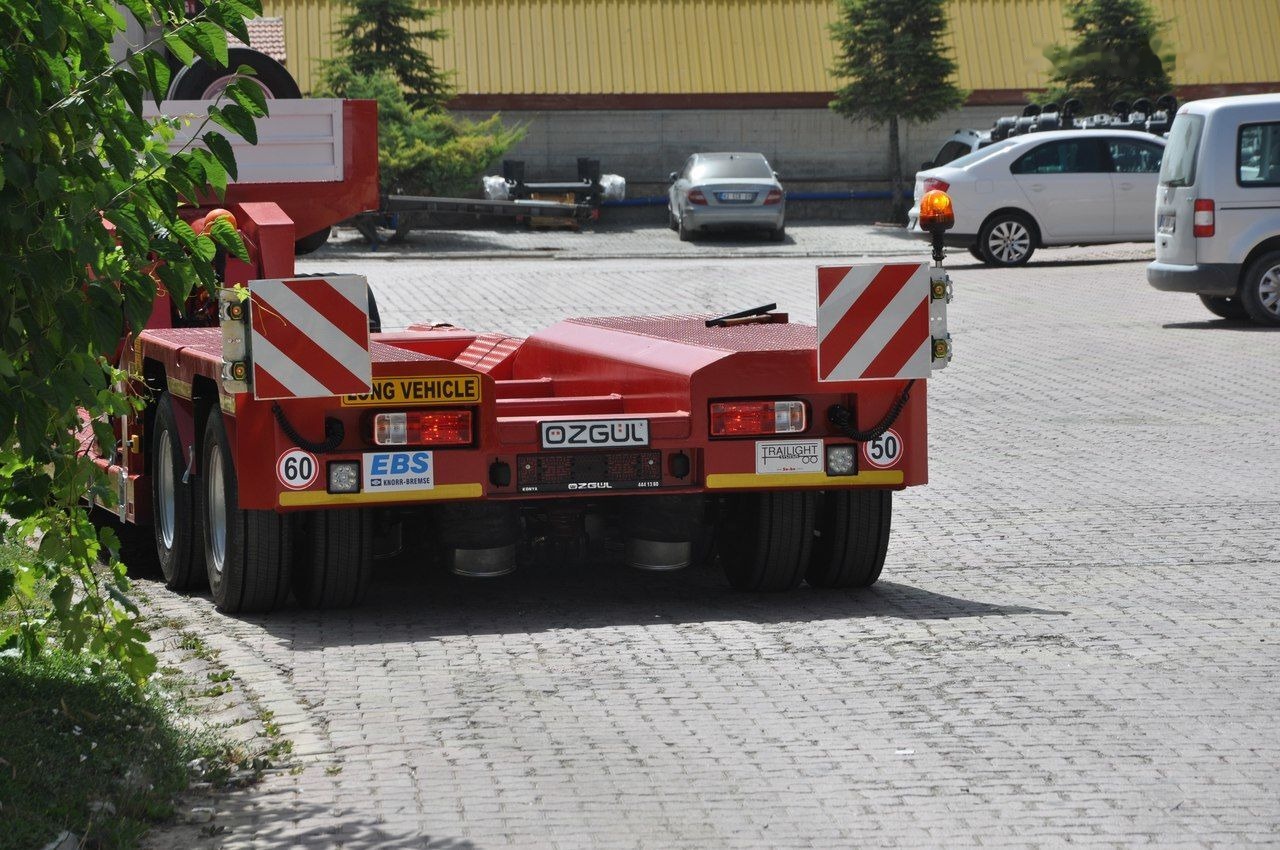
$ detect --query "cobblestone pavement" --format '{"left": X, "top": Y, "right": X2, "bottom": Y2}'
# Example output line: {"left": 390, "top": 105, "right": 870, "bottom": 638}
{"left": 140, "top": 231, "right": 1279, "bottom": 849}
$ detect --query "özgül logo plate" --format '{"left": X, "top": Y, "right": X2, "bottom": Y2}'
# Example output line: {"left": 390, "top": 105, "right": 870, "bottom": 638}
{"left": 540, "top": 419, "right": 649, "bottom": 449}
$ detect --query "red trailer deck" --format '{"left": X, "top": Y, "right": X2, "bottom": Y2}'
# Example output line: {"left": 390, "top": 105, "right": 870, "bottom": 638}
{"left": 89, "top": 98, "right": 955, "bottom": 613}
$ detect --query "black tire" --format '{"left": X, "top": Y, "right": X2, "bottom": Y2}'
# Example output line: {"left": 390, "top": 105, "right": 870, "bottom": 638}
{"left": 1198, "top": 293, "right": 1249, "bottom": 321}
{"left": 201, "top": 411, "right": 292, "bottom": 613}
{"left": 967, "top": 244, "right": 984, "bottom": 261}
{"left": 667, "top": 207, "right": 679, "bottom": 231}
{"left": 152, "top": 392, "right": 205, "bottom": 590}
{"left": 770, "top": 225, "right": 786, "bottom": 243}
{"left": 678, "top": 215, "right": 694, "bottom": 242}
{"left": 294, "top": 226, "right": 331, "bottom": 256}
{"left": 169, "top": 48, "right": 301, "bottom": 100}
{"left": 717, "top": 492, "right": 815, "bottom": 592}
{"left": 806, "top": 490, "right": 892, "bottom": 589}
{"left": 294, "top": 510, "right": 374, "bottom": 609}
{"left": 977, "top": 212, "right": 1036, "bottom": 266}
{"left": 1239, "top": 250, "right": 1280, "bottom": 326}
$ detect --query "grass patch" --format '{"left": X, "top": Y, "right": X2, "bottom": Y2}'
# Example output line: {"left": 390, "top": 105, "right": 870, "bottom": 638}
{"left": 0, "top": 652, "right": 207, "bottom": 850}
{"left": 0, "top": 542, "right": 252, "bottom": 850}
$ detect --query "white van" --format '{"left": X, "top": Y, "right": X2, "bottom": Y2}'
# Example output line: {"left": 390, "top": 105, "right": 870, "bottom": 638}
{"left": 1147, "top": 93, "right": 1280, "bottom": 325}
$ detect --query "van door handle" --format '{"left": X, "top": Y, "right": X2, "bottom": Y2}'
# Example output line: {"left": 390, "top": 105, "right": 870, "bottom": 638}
{"left": 1029, "top": 183, "right": 1045, "bottom": 192}
{"left": 1119, "top": 182, "right": 1134, "bottom": 190}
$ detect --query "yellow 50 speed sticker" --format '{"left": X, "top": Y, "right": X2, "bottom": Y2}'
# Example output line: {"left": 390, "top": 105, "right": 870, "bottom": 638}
{"left": 341, "top": 374, "right": 481, "bottom": 407}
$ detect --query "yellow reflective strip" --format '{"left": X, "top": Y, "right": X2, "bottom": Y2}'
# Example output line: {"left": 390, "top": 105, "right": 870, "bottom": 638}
{"left": 167, "top": 378, "right": 192, "bottom": 399}
{"left": 278, "top": 483, "right": 484, "bottom": 507}
{"left": 704, "top": 471, "right": 903, "bottom": 489}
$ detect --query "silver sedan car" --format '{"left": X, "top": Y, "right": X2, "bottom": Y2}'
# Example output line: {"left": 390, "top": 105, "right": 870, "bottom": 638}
{"left": 668, "top": 152, "right": 786, "bottom": 242}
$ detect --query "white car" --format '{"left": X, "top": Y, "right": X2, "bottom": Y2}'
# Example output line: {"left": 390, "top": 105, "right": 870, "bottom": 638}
{"left": 908, "top": 129, "right": 1166, "bottom": 266}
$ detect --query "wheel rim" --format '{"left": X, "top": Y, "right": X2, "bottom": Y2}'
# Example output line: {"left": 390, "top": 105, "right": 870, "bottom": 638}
{"left": 987, "top": 220, "right": 1031, "bottom": 263}
{"left": 156, "top": 430, "right": 176, "bottom": 551}
{"left": 197, "top": 74, "right": 275, "bottom": 101}
{"left": 207, "top": 443, "right": 227, "bottom": 578}
{"left": 1257, "top": 263, "right": 1280, "bottom": 317}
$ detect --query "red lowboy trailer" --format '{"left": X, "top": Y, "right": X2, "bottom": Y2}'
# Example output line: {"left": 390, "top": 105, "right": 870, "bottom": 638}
{"left": 89, "top": 99, "right": 955, "bottom": 613}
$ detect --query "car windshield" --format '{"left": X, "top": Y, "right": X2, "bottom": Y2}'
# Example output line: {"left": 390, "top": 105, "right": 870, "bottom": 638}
{"left": 1159, "top": 113, "right": 1205, "bottom": 187}
{"left": 943, "top": 138, "right": 1019, "bottom": 169}
{"left": 692, "top": 157, "right": 774, "bottom": 180}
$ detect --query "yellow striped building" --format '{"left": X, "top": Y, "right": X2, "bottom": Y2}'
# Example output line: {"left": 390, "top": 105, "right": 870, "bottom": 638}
{"left": 264, "top": 0, "right": 1280, "bottom": 105}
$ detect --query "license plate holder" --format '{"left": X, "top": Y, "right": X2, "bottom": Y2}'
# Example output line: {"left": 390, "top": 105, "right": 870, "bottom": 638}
{"left": 517, "top": 450, "right": 663, "bottom": 493}
{"left": 716, "top": 191, "right": 757, "bottom": 203}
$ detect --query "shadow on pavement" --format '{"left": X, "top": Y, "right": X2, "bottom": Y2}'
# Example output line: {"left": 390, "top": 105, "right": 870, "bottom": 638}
{"left": 144, "top": 795, "right": 474, "bottom": 850}
{"left": 234, "top": 557, "right": 1062, "bottom": 648}
{"left": 1162, "top": 319, "right": 1275, "bottom": 331}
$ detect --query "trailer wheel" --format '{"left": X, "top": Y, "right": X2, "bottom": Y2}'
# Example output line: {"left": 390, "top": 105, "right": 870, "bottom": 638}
{"left": 294, "top": 510, "right": 373, "bottom": 609}
{"left": 201, "top": 411, "right": 292, "bottom": 613}
{"left": 806, "top": 490, "right": 892, "bottom": 589}
{"left": 294, "top": 226, "right": 331, "bottom": 256}
{"left": 717, "top": 492, "right": 815, "bottom": 591}
{"left": 168, "top": 48, "right": 302, "bottom": 100}
{"left": 152, "top": 392, "right": 205, "bottom": 590}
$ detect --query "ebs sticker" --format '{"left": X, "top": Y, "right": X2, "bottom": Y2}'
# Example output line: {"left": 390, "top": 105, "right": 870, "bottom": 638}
{"left": 362, "top": 451, "right": 434, "bottom": 492}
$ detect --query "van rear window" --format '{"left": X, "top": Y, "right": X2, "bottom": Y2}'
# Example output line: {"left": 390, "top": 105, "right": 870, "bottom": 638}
{"left": 1239, "top": 122, "right": 1280, "bottom": 186}
{"left": 1159, "top": 114, "right": 1204, "bottom": 187}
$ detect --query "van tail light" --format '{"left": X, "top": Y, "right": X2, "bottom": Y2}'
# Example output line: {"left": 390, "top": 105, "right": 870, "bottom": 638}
{"left": 923, "top": 177, "right": 950, "bottom": 193}
{"left": 710, "top": 400, "right": 807, "bottom": 436}
{"left": 374, "top": 410, "right": 473, "bottom": 446}
{"left": 687, "top": 189, "right": 708, "bottom": 205}
{"left": 1193, "top": 199, "right": 1215, "bottom": 237}
{"left": 763, "top": 188, "right": 784, "bottom": 205}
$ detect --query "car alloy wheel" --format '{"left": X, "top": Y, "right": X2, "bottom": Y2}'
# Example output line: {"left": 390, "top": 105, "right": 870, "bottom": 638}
{"left": 979, "top": 214, "right": 1035, "bottom": 267}
{"left": 1241, "top": 250, "right": 1280, "bottom": 326}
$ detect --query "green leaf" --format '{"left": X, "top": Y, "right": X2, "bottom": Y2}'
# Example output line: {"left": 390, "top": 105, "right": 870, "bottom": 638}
{"left": 202, "top": 131, "right": 238, "bottom": 180}
{"left": 207, "top": 103, "right": 257, "bottom": 144}
{"left": 225, "top": 77, "right": 268, "bottom": 118}
{"left": 207, "top": 216, "right": 249, "bottom": 263}
{"left": 113, "top": 69, "right": 144, "bottom": 118}
{"left": 140, "top": 50, "right": 172, "bottom": 107}
{"left": 163, "top": 32, "right": 195, "bottom": 66}
{"left": 117, "top": 0, "right": 151, "bottom": 27}
{"left": 193, "top": 148, "right": 227, "bottom": 196}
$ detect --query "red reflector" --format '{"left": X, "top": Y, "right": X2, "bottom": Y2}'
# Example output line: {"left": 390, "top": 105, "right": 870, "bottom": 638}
{"left": 923, "top": 177, "right": 950, "bottom": 193}
{"left": 411, "top": 410, "right": 472, "bottom": 445}
{"left": 763, "top": 188, "right": 783, "bottom": 205}
{"left": 688, "top": 189, "right": 708, "bottom": 205}
{"left": 1193, "top": 199, "right": 1215, "bottom": 237}
{"left": 710, "top": 400, "right": 806, "bottom": 436}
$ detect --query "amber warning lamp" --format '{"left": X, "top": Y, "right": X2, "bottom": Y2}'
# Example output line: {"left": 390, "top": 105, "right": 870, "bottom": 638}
{"left": 918, "top": 189, "right": 955, "bottom": 265}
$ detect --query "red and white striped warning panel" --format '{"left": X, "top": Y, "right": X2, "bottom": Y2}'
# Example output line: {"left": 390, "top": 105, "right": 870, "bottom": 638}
{"left": 248, "top": 275, "right": 373, "bottom": 400}
{"left": 816, "top": 262, "right": 931, "bottom": 381}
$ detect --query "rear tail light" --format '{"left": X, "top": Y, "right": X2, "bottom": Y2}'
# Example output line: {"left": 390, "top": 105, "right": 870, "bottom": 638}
{"left": 374, "top": 410, "right": 473, "bottom": 446}
{"left": 923, "top": 177, "right": 950, "bottom": 193}
{"left": 763, "top": 188, "right": 784, "bottom": 205}
{"left": 1193, "top": 199, "right": 1215, "bottom": 237}
{"left": 710, "top": 400, "right": 807, "bottom": 436}
{"left": 687, "top": 189, "right": 708, "bottom": 205}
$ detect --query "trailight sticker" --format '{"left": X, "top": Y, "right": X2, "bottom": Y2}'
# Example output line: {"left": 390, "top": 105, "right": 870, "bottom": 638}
{"left": 362, "top": 450, "right": 434, "bottom": 492}
{"left": 755, "top": 439, "right": 823, "bottom": 474}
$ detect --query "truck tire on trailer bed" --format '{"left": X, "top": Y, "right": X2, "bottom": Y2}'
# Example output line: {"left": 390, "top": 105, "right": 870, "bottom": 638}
{"left": 201, "top": 411, "right": 293, "bottom": 613}
{"left": 294, "top": 510, "right": 373, "bottom": 608}
{"left": 152, "top": 391, "right": 205, "bottom": 590}
{"left": 717, "top": 491, "right": 815, "bottom": 591}
{"left": 169, "top": 48, "right": 302, "bottom": 100}
{"left": 806, "top": 490, "right": 892, "bottom": 589}
{"left": 294, "top": 226, "right": 331, "bottom": 256}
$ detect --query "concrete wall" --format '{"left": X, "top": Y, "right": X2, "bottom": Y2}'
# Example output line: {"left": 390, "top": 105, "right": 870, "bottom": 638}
{"left": 459, "top": 105, "right": 1011, "bottom": 197}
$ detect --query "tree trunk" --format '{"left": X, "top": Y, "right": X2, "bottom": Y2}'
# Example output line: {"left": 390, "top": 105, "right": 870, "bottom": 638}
{"left": 888, "top": 115, "right": 907, "bottom": 224}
